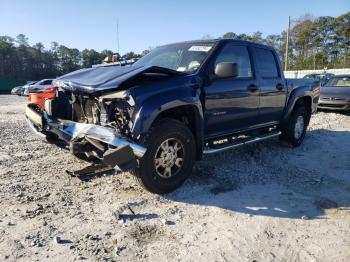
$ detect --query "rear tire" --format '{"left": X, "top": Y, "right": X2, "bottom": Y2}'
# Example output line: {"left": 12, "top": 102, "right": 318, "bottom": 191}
{"left": 281, "top": 102, "right": 310, "bottom": 147}
{"left": 131, "top": 118, "right": 196, "bottom": 194}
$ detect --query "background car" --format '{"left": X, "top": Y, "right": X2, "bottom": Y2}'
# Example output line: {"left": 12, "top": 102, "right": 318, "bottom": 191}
{"left": 22, "top": 81, "right": 38, "bottom": 96}
{"left": 303, "top": 73, "right": 335, "bottom": 86}
{"left": 11, "top": 85, "right": 24, "bottom": 96}
{"left": 318, "top": 74, "right": 350, "bottom": 111}
{"left": 23, "top": 79, "right": 53, "bottom": 95}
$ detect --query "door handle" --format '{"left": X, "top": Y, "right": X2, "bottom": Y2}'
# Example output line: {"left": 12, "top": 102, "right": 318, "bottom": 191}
{"left": 247, "top": 84, "right": 259, "bottom": 92}
{"left": 276, "top": 83, "right": 284, "bottom": 90}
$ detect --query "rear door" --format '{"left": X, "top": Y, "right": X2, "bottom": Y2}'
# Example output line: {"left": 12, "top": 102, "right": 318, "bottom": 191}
{"left": 204, "top": 43, "right": 260, "bottom": 137}
{"left": 252, "top": 47, "right": 287, "bottom": 124}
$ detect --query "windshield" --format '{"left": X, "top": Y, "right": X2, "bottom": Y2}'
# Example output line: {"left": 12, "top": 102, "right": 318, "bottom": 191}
{"left": 303, "top": 74, "right": 325, "bottom": 80}
{"left": 303, "top": 74, "right": 315, "bottom": 79}
{"left": 325, "top": 77, "right": 350, "bottom": 87}
{"left": 133, "top": 43, "right": 214, "bottom": 73}
{"left": 314, "top": 74, "right": 325, "bottom": 80}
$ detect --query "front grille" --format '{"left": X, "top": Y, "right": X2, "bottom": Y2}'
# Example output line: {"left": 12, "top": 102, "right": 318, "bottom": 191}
{"left": 321, "top": 97, "right": 347, "bottom": 101}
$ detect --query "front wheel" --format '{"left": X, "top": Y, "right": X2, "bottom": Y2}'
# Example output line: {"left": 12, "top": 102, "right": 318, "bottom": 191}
{"left": 131, "top": 119, "right": 196, "bottom": 194}
{"left": 281, "top": 103, "right": 310, "bottom": 147}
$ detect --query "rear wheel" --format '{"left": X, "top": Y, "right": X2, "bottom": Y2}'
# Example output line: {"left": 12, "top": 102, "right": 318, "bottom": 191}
{"left": 131, "top": 119, "right": 196, "bottom": 194}
{"left": 281, "top": 102, "right": 310, "bottom": 147}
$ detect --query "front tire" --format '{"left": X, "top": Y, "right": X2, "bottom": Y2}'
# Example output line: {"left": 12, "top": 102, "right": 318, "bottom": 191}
{"left": 281, "top": 102, "right": 310, "bottom": 147}
{"left": 131, "top": 119, "right": 196, "bottom": 194}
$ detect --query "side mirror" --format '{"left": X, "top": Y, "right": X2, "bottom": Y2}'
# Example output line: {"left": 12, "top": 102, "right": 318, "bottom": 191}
{"left": 214, "top": 62, "right": 238, "bottom": 79}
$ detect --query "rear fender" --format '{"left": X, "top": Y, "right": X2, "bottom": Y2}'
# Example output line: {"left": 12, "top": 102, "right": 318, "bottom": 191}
{"left": 281, "top": 85, "right": 315, "bottom": 124}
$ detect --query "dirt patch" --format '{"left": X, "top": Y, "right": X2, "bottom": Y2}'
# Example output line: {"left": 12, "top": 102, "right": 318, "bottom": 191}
{"left": 127, "top": 223, "right": 164, "bottom": 246}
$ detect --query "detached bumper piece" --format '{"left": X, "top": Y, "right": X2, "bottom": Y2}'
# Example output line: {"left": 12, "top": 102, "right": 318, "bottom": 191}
{"left": 25, "top": 103, "right": 146, "bottom": 171}
{"left": 66, "top": 164, "right": 115, "bottom": 181}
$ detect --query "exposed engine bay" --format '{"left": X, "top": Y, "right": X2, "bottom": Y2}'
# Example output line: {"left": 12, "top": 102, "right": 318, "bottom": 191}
{"left": 46, "top": 89, "right": 135, "bottom": 138}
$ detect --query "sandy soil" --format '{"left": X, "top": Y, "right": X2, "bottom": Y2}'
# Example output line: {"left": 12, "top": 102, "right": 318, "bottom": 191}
{"left": 0, "top": 95, "right": 349, "bottom": 262}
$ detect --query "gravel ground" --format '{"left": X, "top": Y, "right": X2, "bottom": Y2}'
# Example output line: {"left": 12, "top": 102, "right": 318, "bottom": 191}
{"left": 0, "top": 95, "right": 349, "bottom": 262}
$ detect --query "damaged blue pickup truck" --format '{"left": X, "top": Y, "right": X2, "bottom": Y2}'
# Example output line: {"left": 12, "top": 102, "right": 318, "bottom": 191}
{"left": 25, "top": 39, "right": 320, "bottom": 194}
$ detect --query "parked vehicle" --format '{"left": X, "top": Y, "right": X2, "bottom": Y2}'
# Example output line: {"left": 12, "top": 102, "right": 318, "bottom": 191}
{"left": 22, "top": 81, "right": 38, "bottom": 96}
{"left": 11, "top": 85, "right": 24, "bottom": 96}
{"left": 23, "top": 79, "right": 53, "bottom": 96}
{"left": 303, "top": 73, "right": 334, "bottom": 86}
{"left": 318, "top": 75, "right": 350, "bottom": 111}
{"left": 25, "top": 39, "right": 320, "bottom": 194}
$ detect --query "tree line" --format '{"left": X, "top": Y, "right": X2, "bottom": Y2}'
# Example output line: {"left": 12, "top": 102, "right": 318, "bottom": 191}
{"left": 222, "top": 12, "right": 350, "bottom": 70}
{"left": 0, "top": 34, "right": 149, "bottom": 81}
{"left": 0, "top": 12, "right": 349, "bottom": 83}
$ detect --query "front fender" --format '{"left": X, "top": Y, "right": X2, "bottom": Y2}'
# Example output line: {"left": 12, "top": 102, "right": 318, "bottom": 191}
{"left": 131, "top": 86, "right": 203, "bottom": 138}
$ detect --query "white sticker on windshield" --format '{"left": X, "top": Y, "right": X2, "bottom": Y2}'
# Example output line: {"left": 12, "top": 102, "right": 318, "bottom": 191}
{"left": 188, "top": 46, "right": 212, "bottom": 52}
{"left": 177, "top": 67, "right": 186, "bottom": 72}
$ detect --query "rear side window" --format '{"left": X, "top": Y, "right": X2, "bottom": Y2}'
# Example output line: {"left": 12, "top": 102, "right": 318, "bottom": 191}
{"left": 254, "top": 48, "right": 279, "bottom": 78}
{"left": 214, "top": 44, "right": 253, "bottom": 78}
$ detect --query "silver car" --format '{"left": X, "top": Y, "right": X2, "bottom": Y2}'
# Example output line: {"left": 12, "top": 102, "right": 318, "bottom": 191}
{"left": 318, "top": 75, "right": 350, "bottom": 111}
{"left": 23, "top": 79, "right": 53, "bottom": 96}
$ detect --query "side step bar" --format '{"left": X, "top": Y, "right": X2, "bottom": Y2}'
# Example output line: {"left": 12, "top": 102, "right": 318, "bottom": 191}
{"left": 203, "top": 131, "right": 281, "bottom": 155}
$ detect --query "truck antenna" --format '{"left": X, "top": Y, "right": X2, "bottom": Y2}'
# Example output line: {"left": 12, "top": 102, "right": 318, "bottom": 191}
{"left": 117, "top": 19, "right": 120, "bottom": 54}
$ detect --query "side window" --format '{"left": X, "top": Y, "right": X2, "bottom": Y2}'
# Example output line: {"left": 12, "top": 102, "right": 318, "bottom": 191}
{"left": 254, "top": 48, "right": 279, "bottom": 78}
{"left": 214, "top": 44, "right": 253, "bottom": 78}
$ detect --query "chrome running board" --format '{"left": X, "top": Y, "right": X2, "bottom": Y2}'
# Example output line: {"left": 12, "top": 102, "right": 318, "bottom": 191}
{"left": 203, "top": 131, "right": 281, "bottom": 154}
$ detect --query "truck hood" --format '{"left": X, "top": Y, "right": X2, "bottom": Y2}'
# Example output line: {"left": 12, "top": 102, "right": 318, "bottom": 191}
{"left": 53, "top": 65, "right": 186, "bottom": 94}
{"left": 320, "top": 86, "right": 350, "bottom": 98}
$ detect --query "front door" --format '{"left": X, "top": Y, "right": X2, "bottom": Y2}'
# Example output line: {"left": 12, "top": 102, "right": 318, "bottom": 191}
{"left": 204, "top": 43, "right": 260, "bottom": 138}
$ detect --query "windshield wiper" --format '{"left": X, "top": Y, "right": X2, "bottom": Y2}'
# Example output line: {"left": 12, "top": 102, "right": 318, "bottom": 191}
{"left": 145, "top": 66, "right": 189, "bottom": 76}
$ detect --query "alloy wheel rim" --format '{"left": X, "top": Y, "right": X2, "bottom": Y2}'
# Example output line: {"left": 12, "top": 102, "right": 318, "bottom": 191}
{"left": 154, "top": 138, "right": 184, "bottom": 178}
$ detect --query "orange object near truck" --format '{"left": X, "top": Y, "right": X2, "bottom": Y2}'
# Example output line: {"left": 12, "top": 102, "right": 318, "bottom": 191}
{"left": 28, "top": 86, "right": 57, "bottom": 109}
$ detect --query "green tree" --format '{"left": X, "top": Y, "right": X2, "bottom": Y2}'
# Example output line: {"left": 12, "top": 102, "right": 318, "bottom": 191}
{"left": 57, "top": 45, "right": 81, "bottom": 73}
{"left": 251, "top": 31, "right": 263, "bottom": 43}
{"left": 222, "top": 32, "right": 237, "bottom": 39}
{"left": 82, "top": 49, "right": 102, "bottom": 68}
{"left": 100, "top": 49, "right": 114, "bottom": 61}
{"left": 16, "top": 34, "right": 29, "bottom": 47}
{"left": 334, "top": 12, "right": 350, "bottom": 67}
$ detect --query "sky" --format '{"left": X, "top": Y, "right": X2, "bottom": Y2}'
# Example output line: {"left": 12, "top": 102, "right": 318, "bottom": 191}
{"left": 1, "top": 0, "right": 349, "bottom": 54}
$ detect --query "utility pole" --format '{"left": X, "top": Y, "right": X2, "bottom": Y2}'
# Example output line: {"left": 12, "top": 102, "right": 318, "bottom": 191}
{"left": 117, "top": 19, "right": 120, "bottom": 54}
{"left": 313, "top": 51, "right": 316, "bottom": 71}
{"left": 284, "top": 16, "right": 291, "bottom": 71}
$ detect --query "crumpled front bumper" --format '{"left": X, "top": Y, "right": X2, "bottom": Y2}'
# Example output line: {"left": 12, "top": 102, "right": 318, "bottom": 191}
{"left": 25, "top": 103, "right": 146, "bottom": 170}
